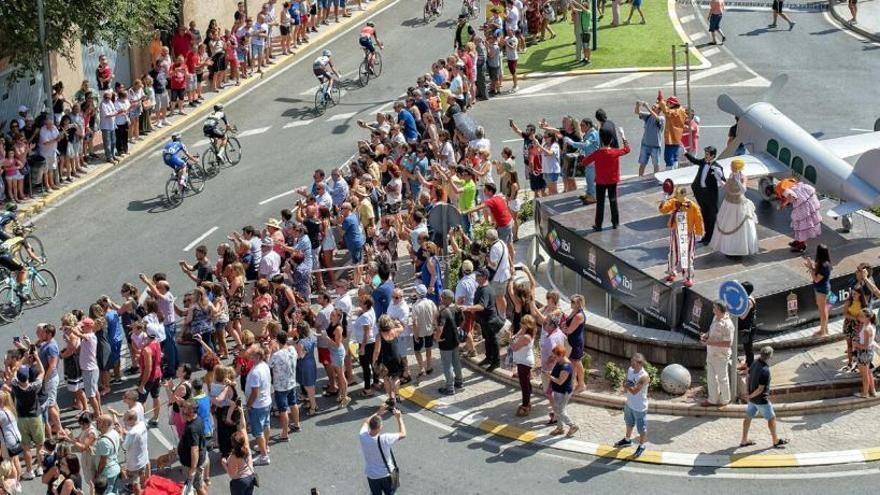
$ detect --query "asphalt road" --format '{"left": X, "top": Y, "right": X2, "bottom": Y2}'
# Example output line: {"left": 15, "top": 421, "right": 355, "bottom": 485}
{"left": 10, "top": 1, "right": 880, "bottom": 493}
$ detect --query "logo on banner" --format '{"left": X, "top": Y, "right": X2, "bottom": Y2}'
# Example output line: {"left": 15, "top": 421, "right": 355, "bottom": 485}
{"left": 588, "top": 246, "right": 597, "bottom": 273}
{"left": 691, "top": 299, "right": 704, "bottom": 325}
{"left": 547, "top": 229, "right": 571, "bottom": 254}
{"left": 786, "top": 292, "right": 799, "bottom": 319}
{"left": 607, "top": 264, "right": 632, "bottom": 291}
{"left": 652, "top": 284, "right": 661, "bottom": 308}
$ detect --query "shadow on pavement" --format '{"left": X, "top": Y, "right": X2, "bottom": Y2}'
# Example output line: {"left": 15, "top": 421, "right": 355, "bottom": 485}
{"left": 740, "top": 27, "right": 774, "bottom": 36}
{"left": 559, "top": 456, "right": 625, "bottom": 484}
{"left": 127, "top": 196, "right": 177, "bottom": 214}
{"left": 645, "top": 415, "right": 718, "bottom": 446}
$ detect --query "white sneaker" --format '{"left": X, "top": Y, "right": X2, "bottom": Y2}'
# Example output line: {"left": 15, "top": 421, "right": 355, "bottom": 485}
{"left": 162, "top": 119, "right": 171, "bottom": 126}
{"left": 253, "top": 455, "right": 270, "bottom": 466}
{"left": 155, "top": 122, "right": 164, "bottom": 128}
{"left": 34, "top": 466, "right": 43, "bottom": 476}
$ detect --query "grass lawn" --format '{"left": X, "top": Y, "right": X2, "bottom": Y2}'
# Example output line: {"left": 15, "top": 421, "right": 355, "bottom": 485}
{"left": 517, "top": 0, "right": 689, "bottom": 74}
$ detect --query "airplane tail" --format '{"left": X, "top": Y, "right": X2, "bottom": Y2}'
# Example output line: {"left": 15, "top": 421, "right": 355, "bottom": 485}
{"left": 853, "top": 149, "right": 880, "bottom": 191}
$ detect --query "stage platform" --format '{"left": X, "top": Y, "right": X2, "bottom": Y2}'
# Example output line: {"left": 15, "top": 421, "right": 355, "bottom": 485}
{"left": 535, "top": 176, "right": 880, "bottom": 335}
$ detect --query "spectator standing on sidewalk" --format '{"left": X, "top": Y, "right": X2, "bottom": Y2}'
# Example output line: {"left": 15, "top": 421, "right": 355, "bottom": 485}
{"left": 465, "top": 268, "right": 503, "bottom": 372}
{"left": 12, "top": 357, "right": 45, "bottom": 481}
{"left": 614, "top": 353, "right": 650, "bottom": 458}
{"left": 701, "top": 301, "right": 733, "bottom": 407}
{"left": 36, "top": 324, "right": 61, "bottom": 438}
{"left": 178, "top": 401, "right": 208, "bottom": 495}
{"left": 222, "top": 431, "right": 256, "bottom": 495}
{"left": 510, "top": 314, "right": 537, "bottom": 416}
{"left": 634, "top": 101, "right": 664, "bottom": 176}
{"left": 411, "top": 285, "right": 437, "bottom": 377}
{"left": 98, "top": 91, "right": 119, "bottom": 164}
{"left": 769, "top": 0, "right": 795, "bottom": 29}
{"left": 848, "top": 0, "right": 857, "bottom": 24}
{"left": 708, "top": 0, "right": 727, "bottom": 44}
{"left": 544, "top": 345, "right": 579, "bottom": 437}
{"left": 359, "top": 405, "right": 405, "bottom": 495}
{"left": 435, "top": 290, "right": 464, "bottom": 395}
{"left": 539, "top": 313, "right": 566, "bottom": 426}
{"left": 245, "top": 346, "right": 273, "bottom": 465}
{"left": 739, "top": 346, "right": 789, "bottom": 448}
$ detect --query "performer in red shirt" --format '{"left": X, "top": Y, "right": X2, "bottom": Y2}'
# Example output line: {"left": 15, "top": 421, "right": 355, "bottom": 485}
{"left": 581, "top": 129, "right": 631, "bottom": 231}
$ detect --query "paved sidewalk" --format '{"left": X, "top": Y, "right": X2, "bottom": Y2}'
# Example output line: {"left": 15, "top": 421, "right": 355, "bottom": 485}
{"left": 400, "top": 365, "right": 880, "bottom": 467}
{"left": 830, "top": 0, "right": 880, "bottom": 40}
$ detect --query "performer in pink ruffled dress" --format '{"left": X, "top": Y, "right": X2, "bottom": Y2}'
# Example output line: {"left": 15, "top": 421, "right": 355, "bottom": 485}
{"left": 775, "top": 178, "right": 822, "bottom": 253}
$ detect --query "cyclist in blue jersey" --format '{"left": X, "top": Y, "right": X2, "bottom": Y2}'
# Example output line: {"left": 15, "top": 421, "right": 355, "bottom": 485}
{"left": 163, "top": 132, "right": 198, "bottom": 186}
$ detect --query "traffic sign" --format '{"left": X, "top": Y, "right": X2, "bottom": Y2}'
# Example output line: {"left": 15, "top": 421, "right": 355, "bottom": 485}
{"left": 719, "top": 280, "right": 750, "bottom": 317}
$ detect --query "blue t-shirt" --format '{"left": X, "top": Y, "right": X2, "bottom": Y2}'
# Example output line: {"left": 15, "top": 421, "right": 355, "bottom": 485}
{"left": 403, "top": 154, "right": 428, "bottom": 182}
{"left": 550, "top": 362, "right": 574, "bottom": 394}
{"left": 398, "top": 109, "right": 419, "bottom": 142}
{"left": 162, "top": 141, "right": 187, "bottom": 168}
{"left": 38, "top": 339, "right": 60, "bottom": 381}
{"left": 342, "top": 213, "right": 364, "bottom": 250}
{"left": 195, "top": 394, "right": 213, "bottom": 436}
{"left": 105, "top": 309, "right": 124, "bottom": 344}
{"left": 639, "top": 112, "right": 664, "bottom": 149}
{"left": 372, "top": 280, "right": 394, "bottom": 320}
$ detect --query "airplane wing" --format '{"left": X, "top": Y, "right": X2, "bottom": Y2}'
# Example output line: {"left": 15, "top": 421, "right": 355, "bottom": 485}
{"left": 827, "top": 201, "right": 865, "bottom": 219}
{"left": 821, "top": 132, "right": 880, "bottom": 160}
{"left": 654, "top": 152, "right": 788, "bottom": 185}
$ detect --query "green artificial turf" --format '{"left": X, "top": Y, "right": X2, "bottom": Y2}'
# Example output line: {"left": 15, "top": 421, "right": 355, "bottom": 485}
{"left": 517, "top": 0, "right": 689, "bottom": 73}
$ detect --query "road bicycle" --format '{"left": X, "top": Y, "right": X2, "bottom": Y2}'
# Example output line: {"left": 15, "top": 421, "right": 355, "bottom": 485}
{"left": 424, "top": 0, "right": 443, "bottom": 21}
{"left": 314, "top": 77, "right": 342, "bottom": 115}
{"left": 0, "top": 261, "right": 58, "bottom": 322}
{"left": 358, "top": 50, "right": 383, "bottom": 87}
{"left": 0, "top": 205, "right": 45, "bottom": 265}
{"left": 165, "top": 156, "right": 206, "bottom": 207}
{"left": 201, "top": 126, "right": 243, "bottom": 176}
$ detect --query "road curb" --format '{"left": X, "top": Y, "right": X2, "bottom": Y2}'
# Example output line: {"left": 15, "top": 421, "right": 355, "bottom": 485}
{"left": 827, "top": 0, "right": 880, "bottom": 41}
{"left": 399, "top": 384, "right": 880, "bottom": 468}
{"left": 15, "top": 0, "right": 396, "bottom": 222}
{"left": 515, "top": 0, "right": 710, "bottom": 80}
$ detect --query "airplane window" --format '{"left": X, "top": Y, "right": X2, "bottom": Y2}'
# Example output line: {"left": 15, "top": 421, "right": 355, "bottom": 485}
{"left": 804, "top": 165, "right": 817, "bottom": 184}
{"left": 778, "top": 147, "right": 791, "bottom": 166}
{"left": 791, "top": 157, "right": 804, "bottom": 175}
{"left": 767, "top": 139, "right": 779, "bottom": 157}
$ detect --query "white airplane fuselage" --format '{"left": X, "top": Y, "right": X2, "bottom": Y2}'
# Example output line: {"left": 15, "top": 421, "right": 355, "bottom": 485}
{"left": 724, "top": 102, "right": 880, "bottom": 209}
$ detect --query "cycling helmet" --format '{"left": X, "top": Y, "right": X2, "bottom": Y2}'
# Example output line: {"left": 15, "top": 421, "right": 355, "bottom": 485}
{"left": 366, "top": 22, "right": 375, "bottom": 27}
{"left": 322, "top": 49, "right": 332, "bottom": 57}
{"left": 213, "top": 104, "right": 224, "bottom": 111}
{"left": 171, "top": 132, "right": 182, "bottom": 142}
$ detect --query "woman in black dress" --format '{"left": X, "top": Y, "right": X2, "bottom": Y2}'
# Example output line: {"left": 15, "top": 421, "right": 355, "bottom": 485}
{"left": 373, "top": 314, "right": 404, "bottom": 408}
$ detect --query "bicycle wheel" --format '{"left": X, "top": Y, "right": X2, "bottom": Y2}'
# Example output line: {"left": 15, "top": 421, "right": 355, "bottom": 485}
{"left": 188, "top": 169, "right": 206, "bottom": 195}
{"left": 201, "top": 148, "right": 221, "bottom": 178}
{"left": 372, "top": 52, "right": 383, "bottom": 78}
{"left": 31, "top": 268, "right": 58, "bottom": 302}
{"left": 0, "top": 285, "right": 22, "bottom": 321}
{"left": 329, "top": 85, "right": 342, "bottom": 106}
{"left": 16, "top": 235, "right": 45, "bottom": 265}
{"left": 165, "top": 177, "right": 183, "bottom": 207}
{"left": 314, "top": 88, "right": 327, "bottom": 115}
{"left": 224, "top": 137, "right": 243, "bottom": 166}
{"left": 358, "top": 60, "right": 370, "bottom": 87}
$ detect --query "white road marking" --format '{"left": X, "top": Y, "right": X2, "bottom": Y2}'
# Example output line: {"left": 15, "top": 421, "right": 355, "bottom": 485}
{"left": 518, "top": 77, "right": 571, "bottom": 95}
{"left": 701, "top": 47, "right": 721, "bottom": 58}
{"left": 594, "top": 72, "right": 650, "bottom": 89}
{"left": 327, "top": 111, "right": 357, "bottom": 122}
{"left": 503, "top": 138, "right": 524, "bottom": 143}
{"left": 259, "top": 189, "right": 296, "bottom": 205}
{"left": 491, "top": 81, "right": 767, "bottom": 100}
{"left": 688, "top": 0, "right": 769, "bottom": 82}
{"left": 299, "top": 70, "right": 357, "bottom": 95}
{"left": 27, "top": 0, "right": 405, "bottom": 223}
{"left": 284, "top": 119, "right": 315, "bottom": 128}
{"left": 822, "top": 10, "right": 880, "bottom": 46}
{"left": 690, "top": 31, "right": 707, "bottom": 42}
{"left": 237, "top": 125, "right": 272, "bottom": 137}
{"left": 851, "top": 128, "right": 874, "bottom": 133}
{"left": 150, "top": 428, "right": 174, "bottom": 451}
{"left": 680, "top": 14, "right": 695, "bottom": 23}
{"left": 730, "top": 76, "right": 772, "bottom": 87}
{"left": 193, "top": 139, "right": 210, "bottom": 147}
{"left": 666, "top": 62, "right": 736, "bottom": 85}
{"left": 183, "top": 226, "right": 218, "bottom": 251}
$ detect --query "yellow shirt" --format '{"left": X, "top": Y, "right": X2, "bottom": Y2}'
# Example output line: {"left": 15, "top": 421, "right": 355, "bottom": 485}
{"left": 358, "top": 198, "right": 375, "bottom": 228}
{"left": 659, "top": 198, "right": 705, "bottom": 237}
{"left": 658, "top": 100, "right": 688, "bottom": 145}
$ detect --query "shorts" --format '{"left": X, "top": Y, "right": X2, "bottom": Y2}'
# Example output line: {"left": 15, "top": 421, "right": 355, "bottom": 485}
{"left": 663, "top": 144, "right": 681, "bottom": 168}
{"left": 543, "top": 172, "right": 560, "bottom": 183}
{"left": 186, "top": 74, "right": 197, "bottom": 92}
{"left": 623, "top": 405, "right": 648, "bottom": 434}
{"left": 349, "top": 244, "right": 364, "bottom": 264}
{"left": 126, "top": 466, "right": 148, "bottom": 487}
{"left": 330, "top": 344, "right": 346, "bottom": 367}
{"left": 638, "top": 144, "right": 661, "bottom": 166}
{"left": 313, "top": 67, "right": 330, "bottom": 82}
{"left": 858, "top": 349, "right": 874, "bottom": 365}
{"left": 318, "top": 0, "right": 329, "bottom": 8}
{"left": 487, "top": 65, "right": 500, "bottom": 82}
{"left": 497, "top": 223, "right": 513, "bottom": 243}
{"left": 43, "top": 375, "right": 59, "bottom": 407}
{"left": 203, "top": 126, "right": 225, "bottom": 139}
{"left": 359, "top": 36, "right": 375, "bottom": 53}
{"left": 0, "top": 255, "right": 23, "bottom": 272}
{"left": 67, "top": 377, "right": 83, "bottom": 393}
{"left": 529, "top": 172, "right": 546, "bottom": 191}
{"left": 190, "top": 458, "right": 207, "bottom": 491}
{"left": 18, "top": 416, "right": 45, "bottom": 447}
{"left": 252, "top": 44, "right": 264, "bottom": 58}
{"left": 274, "top": 388, "right": 299, "bottom": 409}
{"left": 746, "top": 401, "right": 775, "bottom": 419}
{"left": 138, "top": 378, "right": 161, "bottom": 402}
{"left": 490, "top": 280, "right": 508, "bottom": 296}
{"left": 506, "top": 59, "right": 518, "bottom": 75}
{"left": 632, "top": 0, "right": 643, "bottom": 6}
{"left": 581, "top": 31, "right": 592, "bottom": 45}
{"left": 82, "top": 368, "right": 100, "bottom": 398}
{"left": 170, "top": 89, "right": 185, "bottom": 102}
{"left": 318, "top": 347, "right": 332, "bottom": 366}
{"left": 248, "top": 406, "right": 271, "bottom": 436}
{"left": 771, "top": 0, "right": 783, "bottom": 13}
{"left": 708, "top": 13, "right": 722, "bottom": 32}
{"left": 280, "top": 25, "right": 291, "bottom": 35}
{"left": 562, "top": 153, "right": 579, "bottom": 178}
{"left": 155, "top": 91, "right": 170, "bottom": 109}
{"left": 413, "top": 335, "right": 434, "bottom": 351}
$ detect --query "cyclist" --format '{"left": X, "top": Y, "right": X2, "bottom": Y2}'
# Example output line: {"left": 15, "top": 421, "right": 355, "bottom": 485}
{"left": 203, "top": 104, "right": 231, "bottom": 161}
{"left": 358, "top": 22, "right": 384, "bottom": 73}
{"left": 0, "top": 229, "right": 31, "bottom": 300}
{"left": 162, "top": 132, "right": 197, "bottom": 187}
{"left": 312, "top": 49, "right": 341, "bottom": 99}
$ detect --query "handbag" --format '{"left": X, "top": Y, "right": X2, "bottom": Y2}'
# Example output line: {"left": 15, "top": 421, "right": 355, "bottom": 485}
{"left": 376, "top": 435, "right": 400, "bottom": 489}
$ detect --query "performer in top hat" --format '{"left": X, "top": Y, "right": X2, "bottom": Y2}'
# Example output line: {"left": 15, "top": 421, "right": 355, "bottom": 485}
{"left": 775, "top": 178, "right": 822, "bottom": 253}
{"left": 685, "top": 146, "right": 724, "bottom": 245}
{"left": 659, "top": 186, "right": 705, "bottom": 287}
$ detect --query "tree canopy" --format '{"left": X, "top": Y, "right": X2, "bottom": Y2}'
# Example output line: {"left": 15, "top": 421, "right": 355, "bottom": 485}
{"left": 0, "top": 0, "right": 179, "bottom": 81}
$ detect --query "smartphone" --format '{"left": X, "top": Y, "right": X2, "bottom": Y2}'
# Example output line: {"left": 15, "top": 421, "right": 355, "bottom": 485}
{"left": 508, "top": 119, "right": 514, "bottom": 127}
{"left": 514, "top": 266, "right": 523, "bottom": 271}
{"left": 12, "top": 336, "right": 20, "bottom": 344}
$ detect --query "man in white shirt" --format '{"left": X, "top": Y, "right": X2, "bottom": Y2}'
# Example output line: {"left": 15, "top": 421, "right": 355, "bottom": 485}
{"left": 487, "top": 228, "right": 512, "bottom": 317}
{"left": 359, "top": 405, "right": 406, "bottom": 493}
{"left": 269, "top": 331, "right": 300, "bottom": 441}
{"left": 122, "top": 410, "right": 150, "bottom": 494}
{"left": 257, "top": 238, "right": 281, "bottom": 279}
{"left": 245, "top": 347, "right": 273, "bottom": 465}
{"left": 99, "top": 90, "right": 120, "bottom": 163}
{"left": 355, "top": 296, "right": 378, "bottom": 395}
{"left": 455, "top": 260, "right": 479, "bottom": 356}
{"left": 468, "top": 125, "right": 491, "bottom": 153}
{"left": 140, "top": 273, "right": 178, "bottom": 380}
{"left": 411, "top": 285, "right": 438, "bottom": 377}
{"left": 38, "top": 118, "right": 62, "bottom": 188}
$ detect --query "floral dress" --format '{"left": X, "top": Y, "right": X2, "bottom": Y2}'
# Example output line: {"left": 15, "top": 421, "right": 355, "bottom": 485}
{"left": 228, "top": 283, "right": 245, "bottom": 321}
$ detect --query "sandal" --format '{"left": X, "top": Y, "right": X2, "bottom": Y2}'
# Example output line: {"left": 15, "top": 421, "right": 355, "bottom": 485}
{"left": 549, "top": 426, "right": 565, "bottom": 436}
{"left": 773, "top": 438, "right": 789, "bottom": 449}
{"left": 515, "top": 405, "right": 530, "bottom": 417}
{"left": 360, "top": 389, "right": 375, "bottom": 397}
{"left": 739, "top": 440, "right": 756, "bottom": 447}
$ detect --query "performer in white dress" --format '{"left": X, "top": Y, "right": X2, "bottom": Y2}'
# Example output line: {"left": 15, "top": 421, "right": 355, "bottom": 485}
{"left": 710, "top": 159, "right": 759, "bottom": 256}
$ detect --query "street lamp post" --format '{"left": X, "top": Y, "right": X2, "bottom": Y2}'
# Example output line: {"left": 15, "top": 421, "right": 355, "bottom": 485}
{"left": 37, "top": 0, "right": 54, "bottom": 115}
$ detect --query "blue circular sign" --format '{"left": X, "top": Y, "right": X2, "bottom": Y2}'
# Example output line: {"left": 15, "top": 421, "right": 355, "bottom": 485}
{"left": 719, "top": 280, "right": 750, "bottom": 317}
